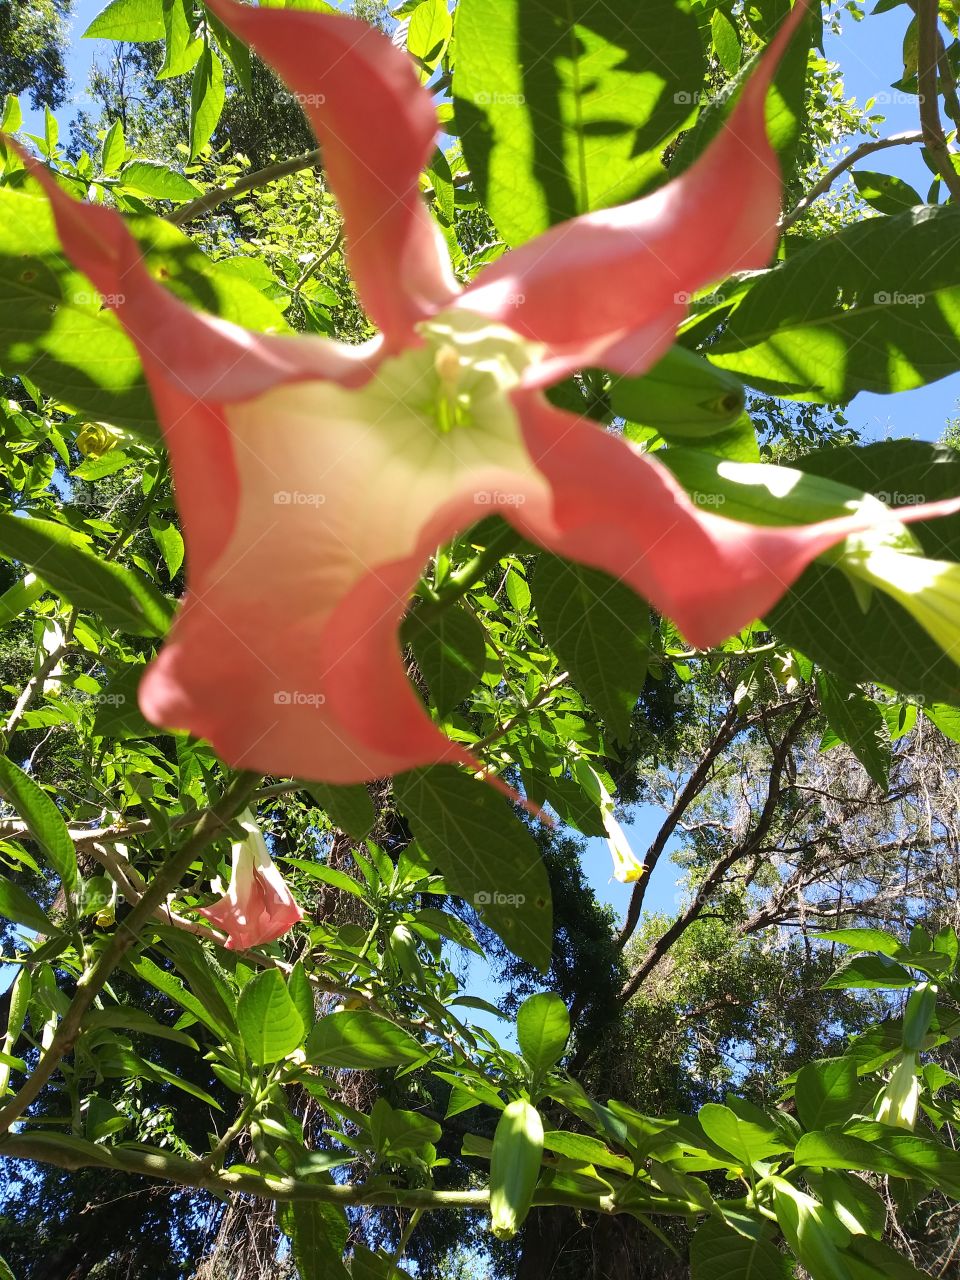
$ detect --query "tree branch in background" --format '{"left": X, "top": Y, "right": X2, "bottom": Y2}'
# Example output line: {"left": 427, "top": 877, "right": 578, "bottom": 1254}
{"left": 780, "top": 131, "right": 924, "bottom": 230}
{"left": 917, "top": 0, "right": 960, "bottom": 202}
{"left": 617, "top": 699, "right": 815, "bottom": 1004}
{"left": 615, "top": 703, "right": 742, "bottom": 950}
{"left": 167, "top": 147, "right": 323, "bottom": 227}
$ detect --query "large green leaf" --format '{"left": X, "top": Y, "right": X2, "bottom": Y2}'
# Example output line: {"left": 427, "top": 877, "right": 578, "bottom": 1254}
{"left": 516, "top": 993, "right": 569, "bottom": 1076}
{"left": 709, "top": 206, "right": 960, "bottom": 401}
{"left": 663, "top": 442, "right": 960, "bottom": 704}
{"left": 394, "top": 767, "right": 553, "bottom": 970}
{"left": 305, "top": 1011, "right": 424, "bottom": 1069}
{"left": 767, "top": 441, "right": 960, "bottom": 704}
{"left": 84, "top": 0, "right": 165, "bottom": 41}
{"left": 0, "top": 184, "right": 289, "bottom": 434}
{"left": 816, "top": 674, "right": 890, "bottom": 790}
{"left": 277, "top": 1199, "right": 350, "bottom": 1280}
{"left": 0, "top": 188, "right": 155, "bottom": 431}
{"left": 794, "top": 1058, "right": 872, "bottom": 1132}
{"left": 690, "top": 1216, "right": 793, "bottom": 1280}
{"left": 0, "top": 875, "right": 56, "bottom": 935}
{"left": 118, "top": 159, "right": 201, "bottom": 202}
{"left": 236, "top": 970, "right": 305, "bottom": 1065}
{"left": 454, "top": 0, "right": 704, "bottom": 245}
{"left": 0, "top": 756, "right": 77, "bottom": 896}
{"left": 404, "top": 602, "right": 487, "bottom": 718}
{"left": 698, "top": 1102, "right": 791, "bottom": 1167}
{"left": 0, "top": 515, "right": 171, "bottom": 637}
{"left": 303, "top": 782, "right": 376, "bottom": 841}
{"left": 532, "top": 555, "right": 649, "bottom": 743}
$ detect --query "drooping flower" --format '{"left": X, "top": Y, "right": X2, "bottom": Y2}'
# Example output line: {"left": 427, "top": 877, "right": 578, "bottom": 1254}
{"left": 199, "top": 812, "right": 303, "bottom": 950}
{"left": 573, "top": 759, "right": 645, "bottom": 883}
{"left": 875, "top": 1051, "right": 921, "bottom": 1131}
{"left": 9, "top": 0, "right": 960, "bottom": 787}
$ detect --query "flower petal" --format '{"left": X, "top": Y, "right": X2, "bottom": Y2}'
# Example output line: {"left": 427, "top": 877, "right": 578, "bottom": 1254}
{"left": 140, "top": 367, "right": 556, "bottom": 781}
{"left": 9, "top": 144, "right": 379, "bottom": 403}
{"left": 198, "top": 825, "right": 303, "bottom": 951}
{"left": 205, "top": 0, "right": 458, "bottom": 340}
{"left": 458, "top": 1, "right": 809, "bottom": 382}
{"left": 514, "top": 394, "right": 960, "bottom": 649}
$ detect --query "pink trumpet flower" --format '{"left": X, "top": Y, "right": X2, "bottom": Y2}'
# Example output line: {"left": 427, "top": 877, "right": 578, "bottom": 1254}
{"left": 10, "top": 0, "right": 960, "bottom": 787}
{"left": 199, "top": 813, "right": 303, "bottom": 950}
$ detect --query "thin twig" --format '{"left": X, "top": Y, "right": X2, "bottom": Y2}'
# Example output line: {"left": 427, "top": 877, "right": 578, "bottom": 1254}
{"left": 779, "top": 132, "right": 924, "bottom": 230}
{"left": 166, "top": 147, "right": 323, "bottom": 227}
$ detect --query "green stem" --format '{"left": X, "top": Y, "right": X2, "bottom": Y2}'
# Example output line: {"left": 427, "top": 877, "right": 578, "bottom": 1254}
{"left": 0, "top": 771, "right": 260, "bottom": 1136}
{"left": 0, "top": 1131, "right": 620, "bottom": 1216}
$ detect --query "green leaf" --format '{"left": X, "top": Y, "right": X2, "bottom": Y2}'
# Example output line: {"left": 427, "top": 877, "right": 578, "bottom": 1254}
{"left": 277, "top": 1199, "right": 350, "bottom": 1280}
{"left": 0, "top": 575, "right": 45, "bottom": 628}
{"left": 394, "top": 767, "right": 553, "bottom": 971}
{"left": 812, "top": 928, "right": 903, "bottom": 956}
{"left": 236, "top": 970, "right": 305, "bottom": 1065}
{"left": 0, "top": 875, "right": 56, "bottom": 935}
{"left": 817, "top": 674, "right": 890, "bottom": 790}
{"left": 690, "top": 1216, "right": 792, "bottom": 1280}
{"left": 667, "top": 441, "right": 960, "bottom": 704}
{"left": 532, "top": 555, "right": 649, "bottom": 742}
{"left": 709, "top": 206, "right": 960, "bottom": 401}
{"left": 148, "top": 515, "right": 184, "bottom": 578}
{"left": 924, "top": 701, "right": 960, "bottom": 741}
{"left": 1, "top": 94, "right": 22, "bottom": 133}
{"left": 405, "top": 603, "right": 487, "bottom": 718}
{"left": 84, "top": 0, "right": 165, "bottom": 41}
{"left": 93, "top": 662, "right": 155, "bottom": 739}
{"left": 303, "top": 781, "right": 376, "bottom": 841}
{"left": 822, "top": 953, "right": 916, "bottom": 990}
{"left": 407, "top": 0, "right": 452, "bottom": 80}
{"left": 711, "top": 9, "right": 742, "bottom": 75}
{"left": 516, "top": 993, "right": 569, "bottom": 1076}
{"left": 282, "top": 857, "right": 368, "bottom": 902}
{"left": 119, "top": 159, "right": 202, "bottom": 202}
{"left": 83, "top": 1005, "right": 198, "bottom": 1049}
{"left": 805, "top": 1169, "right": 886, "bottom": 1240}
{"left": 100, "top": 119, "right": 126, "bottom": 175}
{"left": 698, "top": 1103, "right": 792, "bottom": 1167}
{"left": 852, "top": 170, "right": 923, "bottom": 216}
{"left": 0, "top": 756, "right": 77, "bottom": 896}
{"left": 189, "top": 46, "right": 225, "bottom": 161}
{"left": 0, "top": 514, "right": 171, "bottom": 637}
{"left": 0, "top": 187, "right": 155, "bottom": 432}
{"left": 795, "top": 1058, "right": 871, "bottom": 1131}
{"left": 489, "top": 1099, "right": 544, "bottom": 1239}
{"left": 610, "top": 345, "right": 746, "bottom": 443}
{"left": 305, "top": 1011, "right": 424, "bottom": 1069}
{"left": 158, "top": 0, "right": 202, "bottom": 79}
{"left": 454, "top": 0, "right": 704, "bottom": 245}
